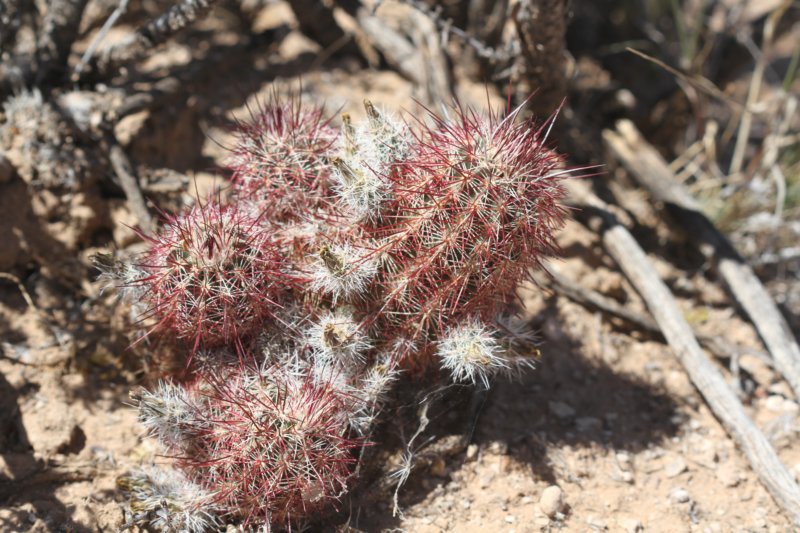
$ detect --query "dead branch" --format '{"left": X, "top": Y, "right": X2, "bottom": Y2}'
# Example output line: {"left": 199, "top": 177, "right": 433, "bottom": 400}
{"left": 36, "top": 0, "right": 89, "bottom": 83}
{"left": 108, "top": 143, "right": 155, "bottom": 236}
{"left": 405, "top": 8, "right": 453, "bottom": 104}
{"left": 355, "top": 10, "right": 424, "bottom": 86}
{"left": 604, "top": 119, "right": 800, "bottom": 402}
{"left": 568, "top": 180, "right": 800, "bottom": 524}
{"left": 84, "top": 0, "right": 220, "bottom": 80}
{"left": 513, "top": 0, "right": 568, "bottom": 116}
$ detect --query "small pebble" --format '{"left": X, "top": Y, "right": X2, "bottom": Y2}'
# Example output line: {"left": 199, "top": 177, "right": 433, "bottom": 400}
{"left": 670, "top": 487, "right": 691, "bottom": 504}
{"left": 665, "top": 458, "right": 687, "bottom": 478}
{"left": 505, "top": 515, "right": 516, "bottom": 524}
{"left": 486, "top": 441, "right": 509, "bottom": 455}
{"left": 764, "top": 395, "right": 800, "bottom": 414}
{"left": 539, "top": 485, "right": 564, "bottom": 518}
{"left": 465, "top": 443, "right": 479, "bottom": 461}
{"left": 619, "top": 470, "right": 635, "bottom": 484}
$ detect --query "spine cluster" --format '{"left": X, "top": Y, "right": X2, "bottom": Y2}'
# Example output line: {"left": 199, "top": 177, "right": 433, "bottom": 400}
{"left": 114, "top": 95, "right": 570, "bottom": 531}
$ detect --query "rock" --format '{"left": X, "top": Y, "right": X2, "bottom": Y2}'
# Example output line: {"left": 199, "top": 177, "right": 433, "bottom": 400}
{"left": 0, "top": 453, "right": 39, "bottom": 480}
{"left": 575, "top": 416, "right": 602, "bottom": 433}
{"left": 505, "top": 515, "right": 516, "bottom": 523}
{"left": 114, "top": 110, "right": 149, "bottom": 146}
{"left": 615, "top": 452, "right": 635, "bottom": 483}
{"left": 548, "top": 401, "right": 576, "bottom": 420}
{"left": 479, "top": 472, "right": 495, "bottom": 489}
{"left": 539, "top": 485, "right": 564, "bottom": 518}
{"left": 670, "top": 488, "right": 691, "bottom": 504}
{"left": 665, "top": 457, "right": 687, "bottom": 478}
{"left": 764, "top": 395, "right": 799, "bottom": 414}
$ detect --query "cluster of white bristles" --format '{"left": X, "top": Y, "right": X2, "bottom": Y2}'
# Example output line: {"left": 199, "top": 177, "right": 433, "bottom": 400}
{"left": 331, "top": 103, "right": 411, "bottom": 221}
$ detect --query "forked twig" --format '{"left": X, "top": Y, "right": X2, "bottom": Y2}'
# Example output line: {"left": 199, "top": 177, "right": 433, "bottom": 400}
{"left": 108, "top": 142, "right": 155, "bottom": 236}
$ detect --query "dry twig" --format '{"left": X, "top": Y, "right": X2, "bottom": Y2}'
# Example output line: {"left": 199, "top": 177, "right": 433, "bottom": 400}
{"left": 108, "top": 143, "right": 155, "bottom": 236}
{"left": 568, "top": 180, "right": 800, "bottom": 524}
{"left": 513, "top": 0, "right": 568, "bottom": 116}
{"left": 625, "top": 47, "right": 760, "bottom": 114}
{"left": 604, "top": 119, "right": 800, "bottom": 401}
{"left": 729, "top": 0, "right": 792, "bottom": 176}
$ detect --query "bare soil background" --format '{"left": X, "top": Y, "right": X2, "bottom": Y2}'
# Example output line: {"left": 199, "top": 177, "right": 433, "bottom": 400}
{"left": 1, "top": 1, "right": 799, "bottom": 531}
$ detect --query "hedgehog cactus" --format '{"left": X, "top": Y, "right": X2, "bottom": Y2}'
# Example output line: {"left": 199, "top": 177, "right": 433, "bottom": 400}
{"left": 230, "top": 96, "right": 336, "bottom": 222}
{"left": 115, "top": 96, "right": 572, "bottom": 531}
{"left": 134, "top": 365, "right": 365, "bottom": 528}
{"left": 377, "top": 106, "right": 566, "bottom": 339}
{"left": 132, "top": 200, "right": 291, "bottom": 352}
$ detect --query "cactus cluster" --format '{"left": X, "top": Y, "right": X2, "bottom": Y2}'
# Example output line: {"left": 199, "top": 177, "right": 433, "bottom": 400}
{"left": 114, "top": 95, "right": 570, "bottom": 531}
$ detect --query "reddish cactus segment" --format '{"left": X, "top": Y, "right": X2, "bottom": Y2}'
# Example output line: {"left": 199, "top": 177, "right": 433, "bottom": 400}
{"left": 229, "top": 97, "right": 337, "bottom": 221}
{"left": 173, "top": 366, "right": 365, "bottom": 527}
{"left": 133, "top": 201, "right": 291, "bottom": 350}
{"left": 375, "top": 105, "right": 567, "bottom": 338}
